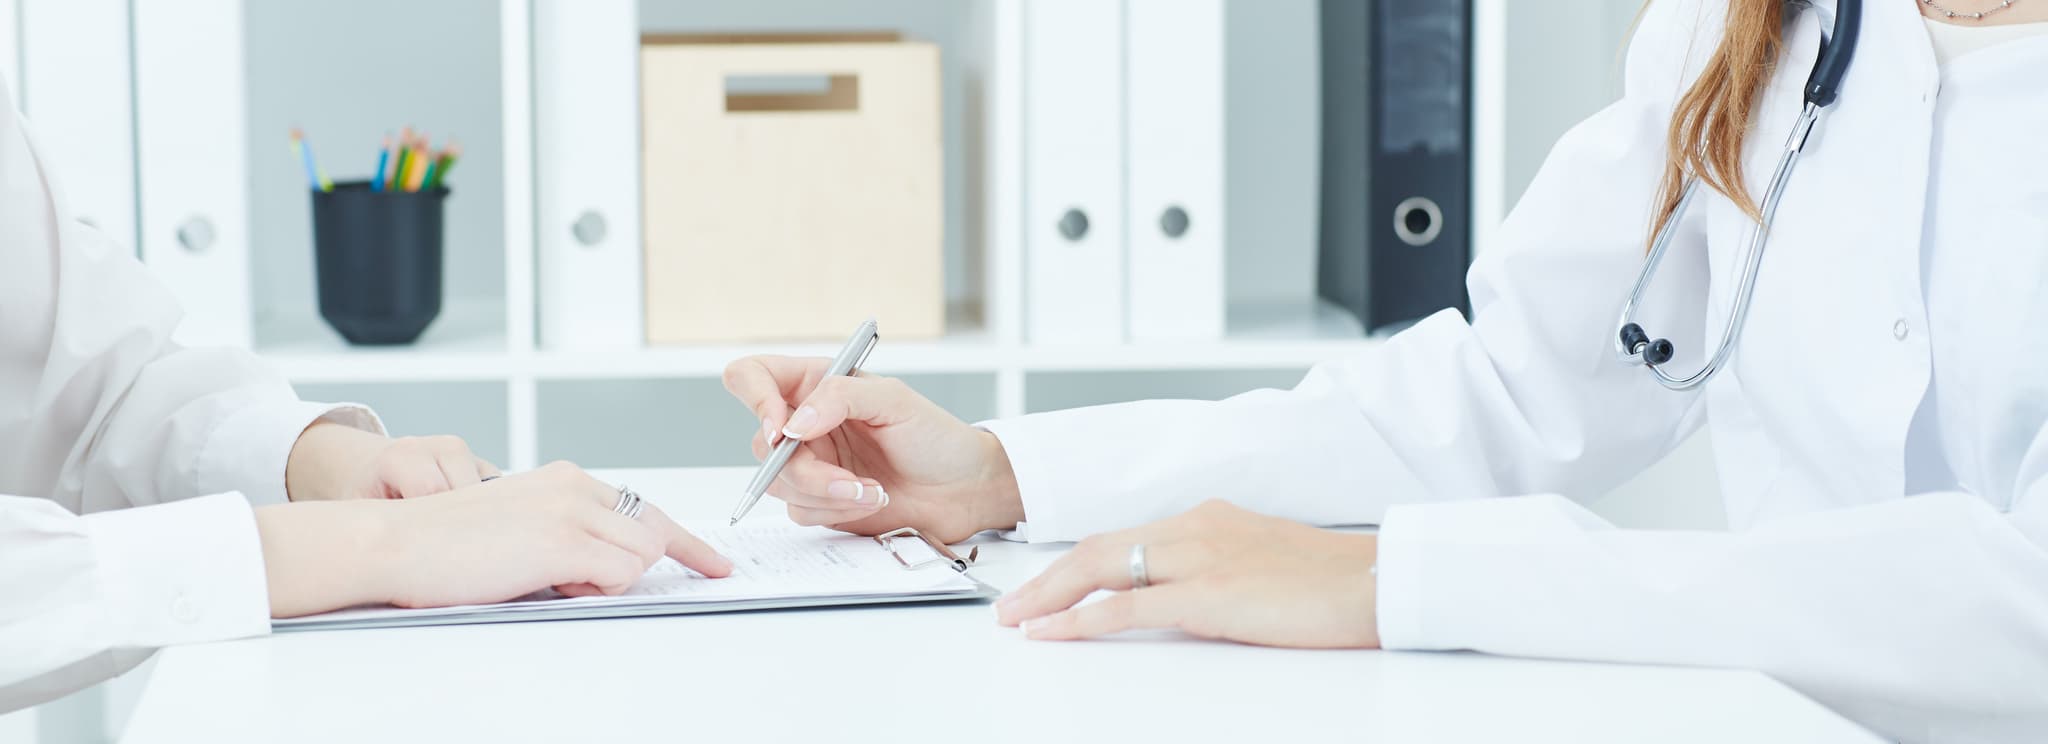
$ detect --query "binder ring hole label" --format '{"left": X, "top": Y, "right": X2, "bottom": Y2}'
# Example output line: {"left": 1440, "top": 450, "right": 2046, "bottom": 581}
{"left": 1159, "top": 206, "right": 1191, "bottom": 239}
{"left": 1058, "top": 208, "right": 1090, "bottom": 241}
{"left": 1392, "top": 196, "right": 1443, "bottom": 247}
{"left": 724, "top": 73, "right": 860, "bottom": 113}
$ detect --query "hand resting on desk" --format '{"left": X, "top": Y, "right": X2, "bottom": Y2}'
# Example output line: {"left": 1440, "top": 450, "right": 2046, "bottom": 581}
{"left": 258, "top": 461, "right": 733, "bottom": 618}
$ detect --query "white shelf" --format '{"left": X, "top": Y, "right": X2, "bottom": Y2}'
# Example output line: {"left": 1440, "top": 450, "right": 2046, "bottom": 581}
{"left": 264, "top": 299, "right": 1376, "bottom": 383}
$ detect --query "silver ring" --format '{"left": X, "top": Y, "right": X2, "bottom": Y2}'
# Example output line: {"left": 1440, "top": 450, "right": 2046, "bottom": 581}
{"left": 1129, "top": 544, "right": 1151, "bottom": 589}
{"left": 613, "top": 485, "right": 645, "bottom": 521}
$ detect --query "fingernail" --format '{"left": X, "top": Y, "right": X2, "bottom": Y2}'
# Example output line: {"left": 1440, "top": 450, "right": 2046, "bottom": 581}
{"left": 828, "top": 480, "right": 865, "bottom": 502}
{"left": 1021, "top": 618, "right": 1044, "bottom": 636}
{"left": 874, "top": 486, "right": 890, "bottom": 509}
{"left": 762, "top": 418, "right": 780, "bottom": 447}
{"left": 780, "top": 406, "right": 818, "bottom": 439}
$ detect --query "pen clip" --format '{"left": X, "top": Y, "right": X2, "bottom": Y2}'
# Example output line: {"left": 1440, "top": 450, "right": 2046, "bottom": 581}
{"left": 874, "top": 527, "right": 978, "bottom": 573}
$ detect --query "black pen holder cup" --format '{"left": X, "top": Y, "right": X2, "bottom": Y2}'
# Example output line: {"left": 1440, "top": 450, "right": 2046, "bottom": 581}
{"left": 310, "top": 181, "right": 447, "bottom": 345}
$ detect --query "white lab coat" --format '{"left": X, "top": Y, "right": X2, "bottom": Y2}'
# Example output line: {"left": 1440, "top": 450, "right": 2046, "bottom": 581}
{"left": 982, "top": 1, "right": 2048, "bottom": 741}
{"left": 0, "top": 78, "right": 375, "bottom": 710}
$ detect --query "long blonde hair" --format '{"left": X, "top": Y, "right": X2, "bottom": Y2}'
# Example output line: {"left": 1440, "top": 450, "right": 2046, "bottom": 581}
{"left": 1647, "top": 0, "right": 1785, "bottom": 245}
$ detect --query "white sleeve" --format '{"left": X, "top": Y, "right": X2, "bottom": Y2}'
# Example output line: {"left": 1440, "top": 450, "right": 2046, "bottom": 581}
{"left": 0, "top": 494, "right": 271, "bottom": 713}
{"left": 0, "top": 74, "right": 381, "bottom": 516}
{"left": 984, "top": 0, "right": 1718, "bottom": 543}
{"left": 1376, "top": 485, "right": 2048, "bottom": 741}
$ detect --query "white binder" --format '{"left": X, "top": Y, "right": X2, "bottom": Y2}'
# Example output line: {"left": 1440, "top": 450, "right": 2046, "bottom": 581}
{"left": 133, "top": 0, "right": 251, "bottom": 348}
{"left": 21, "top": 0, "right": 137, "bottom": 254}
{"left": 534, "top": 0, "right": 644, "bottom": 350}
{"left": 1124, "top": 0, "right": 1226, "bottom": 341}
{"left": 0, "top": 0, "right": 18, "bottom": 108}
{"left": 1022, "top": 0, "right": 1126, "bottom": 344}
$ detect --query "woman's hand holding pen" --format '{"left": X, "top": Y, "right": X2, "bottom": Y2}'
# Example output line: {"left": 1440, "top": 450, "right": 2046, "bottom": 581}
{"left": 256, "top": 461, "right": 733, "bottom": 618}
{"left": 722, "top": 355, "right": 1025, "bottom": 543}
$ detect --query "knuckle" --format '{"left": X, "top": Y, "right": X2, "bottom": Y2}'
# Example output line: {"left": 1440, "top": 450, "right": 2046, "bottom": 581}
{"left": 720, "top": 358, "right": 751, "bottom": 392}
{"left": 541, "top": 460, "right": 590, "bottom": 483}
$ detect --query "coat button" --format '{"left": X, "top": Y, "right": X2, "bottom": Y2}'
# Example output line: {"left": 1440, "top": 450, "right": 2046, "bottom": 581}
{"left": 170, "top": 595, "right": 200, "bottom": 624}
{"left": 1893, "top": 319, "right": 1910, "bottom": 340}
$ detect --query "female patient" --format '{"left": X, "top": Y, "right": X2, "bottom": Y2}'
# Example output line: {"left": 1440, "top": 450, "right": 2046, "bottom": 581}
{"left": 0, "top": 78, "right": 729, "bottom": 712}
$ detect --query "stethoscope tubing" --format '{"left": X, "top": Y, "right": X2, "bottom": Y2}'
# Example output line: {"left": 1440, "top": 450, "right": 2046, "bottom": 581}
{"left": 1613, "top": 0, "right": 1857, "bottom": 391}
{"left": 1615, "top": 102, "right": 1822, "bottom": 390}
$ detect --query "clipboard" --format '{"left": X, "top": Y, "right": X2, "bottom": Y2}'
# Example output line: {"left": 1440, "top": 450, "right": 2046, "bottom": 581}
{"left": 273, "top": 526, "right": 999, "bottom": 633}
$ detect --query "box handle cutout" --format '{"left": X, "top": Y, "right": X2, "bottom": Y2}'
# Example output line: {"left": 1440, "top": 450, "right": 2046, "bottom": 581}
{"left": 724, "top": 73, "right": 860, "bottom": 113}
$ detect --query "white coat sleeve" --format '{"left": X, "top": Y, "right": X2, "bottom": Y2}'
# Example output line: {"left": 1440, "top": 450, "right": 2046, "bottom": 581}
{"left": 0, "top": 495, "right": 271, "bottom": 712}
{"left": 0, "top": 78, "right": 379, "bottom": 711}
{"left": 1376, "top": 478, "right": 2048, "bottom": 741}
{"left": 982, "top": 0, "right": 1716, "bottom": 543}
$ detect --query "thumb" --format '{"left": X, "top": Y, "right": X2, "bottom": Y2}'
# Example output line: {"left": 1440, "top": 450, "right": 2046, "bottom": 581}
{"left": 781, "top": 374, "right": 918, "bottom": 441}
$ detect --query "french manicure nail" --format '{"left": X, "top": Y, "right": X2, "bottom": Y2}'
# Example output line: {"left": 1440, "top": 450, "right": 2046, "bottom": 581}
{"left": 780, "top": 406, "right": 818, "bottom": 439}
{"left": 1021, "top": 618, "right": 1042, "bottom": 635}
{"left": 827, "top": 480, "right": 863, "bottom": 501}
{"left": 763, "top": 418, "right": 780, "bottom": 447}
{"left": 874, "top": 486, "right": 890, "bottom": 509}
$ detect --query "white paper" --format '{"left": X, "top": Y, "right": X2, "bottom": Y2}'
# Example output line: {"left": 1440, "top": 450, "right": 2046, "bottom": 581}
{"left": 277, "top": 524, "right": 979, "bottom": 628}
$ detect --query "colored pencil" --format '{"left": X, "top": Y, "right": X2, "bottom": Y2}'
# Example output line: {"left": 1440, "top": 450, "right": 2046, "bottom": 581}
{"left": 289, "top": 127, "right": 332, "bottom": 192}
{"left": 424, "top": 141, "right": 459, "bottom": 190}
{"left": 371, "top": 135, "right": 392, "bottom": 192}
{"left": 405, "top": 136, "right": 430, "bottom": 192}
{"left": 390, "top": 127, "right": 415, "bottom": 191}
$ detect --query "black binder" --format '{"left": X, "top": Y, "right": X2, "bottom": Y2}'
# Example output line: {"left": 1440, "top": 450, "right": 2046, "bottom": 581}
{"left": 1318, "top": 0, "right": 1473, "bottom": 334}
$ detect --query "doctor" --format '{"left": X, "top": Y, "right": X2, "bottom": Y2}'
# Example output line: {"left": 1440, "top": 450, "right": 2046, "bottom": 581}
{"left": 0, "top": 76, "right": 730, "bottom": 712}
{"left": 724, "top": 0, "right": 2048, "bottom": 740}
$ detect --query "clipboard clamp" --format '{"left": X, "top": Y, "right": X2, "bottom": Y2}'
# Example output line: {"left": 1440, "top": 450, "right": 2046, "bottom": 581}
{"left": 875, "top": 528, "right": 979, "bottom": 573}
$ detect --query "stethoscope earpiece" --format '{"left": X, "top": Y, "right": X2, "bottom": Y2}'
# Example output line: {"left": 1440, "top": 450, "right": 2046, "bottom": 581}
{"left": 1619, "top": 323, "right": 1676, "bottom": 366}
{"left": 1643, "top": 338, "right": 1674, "bottom": 366}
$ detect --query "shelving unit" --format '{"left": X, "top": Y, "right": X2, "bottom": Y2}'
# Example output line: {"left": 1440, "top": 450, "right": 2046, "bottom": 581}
{"left": 9, "top": 0, "right": 1641, "bottom": 474}
{"left": 224, "top": 0, "right": 1409, "bottom": 471}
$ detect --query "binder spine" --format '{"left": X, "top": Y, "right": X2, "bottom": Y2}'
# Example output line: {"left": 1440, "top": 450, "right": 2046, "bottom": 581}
{"left": 1022, "top": 0, "right": 1127, "bottom": 344}
{"left": 133, "top": 0, "right": 252, "bottom": 348}
{"left": 535, "top": 0, "right": 643, "bottom": 350}
{"left": 1124, "top": 0, "right": 1226, "bottom": 341}
{"left": 22, "top": 0, "right": 138, "bottom": 252}
{"left": 1318, "top": 0, "right": 1474, "bottom": 334}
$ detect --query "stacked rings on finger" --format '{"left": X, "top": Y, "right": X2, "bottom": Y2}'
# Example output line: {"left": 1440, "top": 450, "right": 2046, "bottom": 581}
{"left": 613, "top": 485, "right": 646, "bottom": 521}
{"left": 1129, "top": 544, "right": 1152, "bottom": 589}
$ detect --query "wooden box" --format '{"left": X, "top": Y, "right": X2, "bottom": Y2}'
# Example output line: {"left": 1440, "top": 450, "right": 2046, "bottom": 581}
{"left": 641, "top": 33, "right": 943, "bottom": 343}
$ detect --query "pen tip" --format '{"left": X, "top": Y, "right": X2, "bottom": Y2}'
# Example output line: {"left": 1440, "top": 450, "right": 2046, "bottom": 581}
{"left": 728, "top": 517, "right": 740, "bottom": 527}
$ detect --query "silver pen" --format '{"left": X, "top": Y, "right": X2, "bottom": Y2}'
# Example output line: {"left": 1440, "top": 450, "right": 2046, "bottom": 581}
{"left": 728, "top": 318, "right": 880, "bottom": 525}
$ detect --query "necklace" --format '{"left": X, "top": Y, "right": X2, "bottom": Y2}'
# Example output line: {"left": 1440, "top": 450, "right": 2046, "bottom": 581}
{"left": 1920, "top": 0, "right": 2022, "bottom": 21}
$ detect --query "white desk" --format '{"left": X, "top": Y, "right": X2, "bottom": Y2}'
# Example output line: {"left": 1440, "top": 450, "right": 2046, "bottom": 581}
{"left": 122, "top": 468, "right": 1878, "bottom": 744}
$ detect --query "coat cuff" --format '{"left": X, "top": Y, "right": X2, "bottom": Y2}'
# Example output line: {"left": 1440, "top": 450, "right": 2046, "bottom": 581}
{"left": 977, "top": 417, "right": 1060, "bottom": 543}
{"left": 85, "top": 493, "right": 274, "bottom": 646}
{"left": 1375, "top": 504, "right": 1433, "bottom": 649}
{"left": 196, "top": 401, "right": 384, "bottom": 507}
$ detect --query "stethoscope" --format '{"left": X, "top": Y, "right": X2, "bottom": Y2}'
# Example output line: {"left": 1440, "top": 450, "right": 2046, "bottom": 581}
{"left": 1614, "top": 0, "right": 1862, "bottom": 390}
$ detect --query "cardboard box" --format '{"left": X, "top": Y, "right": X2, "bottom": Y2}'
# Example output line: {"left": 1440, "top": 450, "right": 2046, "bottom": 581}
{"left": 641, "top": 33, "right": 943, "bottom": 343}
